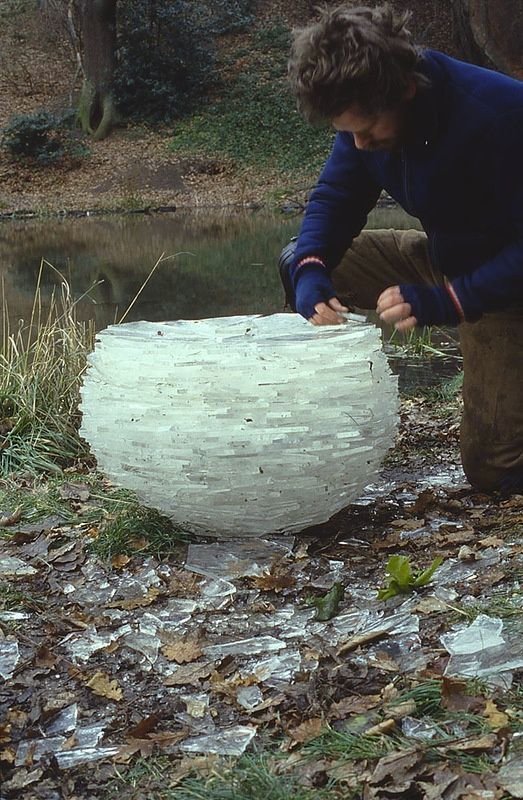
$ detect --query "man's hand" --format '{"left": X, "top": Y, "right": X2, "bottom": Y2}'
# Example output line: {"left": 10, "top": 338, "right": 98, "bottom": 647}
{"left": 377, "top": 286, "right": 417, "bottom": 331}
{"left": 309, "top": 297, "right": 349, "bottom": 325}
{"left": 294, "top": 266, "right": 348, "bottom": 323}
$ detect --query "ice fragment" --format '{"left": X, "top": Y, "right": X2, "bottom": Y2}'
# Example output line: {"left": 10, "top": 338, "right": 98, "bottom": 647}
{"left": 180, "top": 725, "right": 256, "bottom": 755}
{"left": 0, "top": 640, "right": 20, "bottom": 680}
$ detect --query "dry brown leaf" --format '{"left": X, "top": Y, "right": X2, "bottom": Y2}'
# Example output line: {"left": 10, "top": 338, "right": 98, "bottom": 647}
{"left": 337, "top": 629, "right": 388, "bottom": 656}
{"left": 168, "top": 569, "right": 202, "bottom": 596}
{"left": 0, "top": 724, "right": 11, "bottom": 744}
{"left": 210, "top": 671, "right": 258, "bottom": 697}
{"left": 478, "top": 535, "right": 505, "bottom": 548}
{"left": 162, "top": 634, "right": 203, "bottom": 664}
{"left": 0, "top": 507, "right": 22, "bottom": 527}
{"left": 288, "top": 717, "right": 324, "bottom": 743}
{"left": 446, "top": 733, "right": 498, "bottom": 751}
{"left": 128, "top": 714, "right": 160, "bottom": 739}
{"left": 441, "top": 677, "right": 485, "bottom": 714}
{"left": 364, "top": 719, "right": 396, "bottom": 737}
{"left": 108, "top": 586, "right": 161, "bottom": 609}
{"left": 370, "top": 747, "right": 423, "bottom": 785}
{"left": 111, "top": 554, "right": 131, "bottom": 569}
{"left": 6, "top": 710, "right": 28, "bottom": 727}
{"left": 327, "top": 759, "right": 365, "bottom": 789}
{"left": 34, "top": 646, "right": 58, "bottom": 668}
{"left": 167, "top": 755, "right": 221, "bottom": 787}
{"left": 250, "top": 571, "right": 296, "bottom": 592}
{"left": 413, "top": 596, "right": 449, "bottom": 614}
{"left": 412, "top": 489, "right": 438, "bottom": 515}
{"left": 386, "top": 700, "right": 417, "bottom": 720}
{"left": 328, "top": 694, "right": 382, "bottom": 720}
{"left": 163, "top": 662, "right": 212, "bottom": 686}
{"left": 434, "top": 527, "right": 476, "bottom": 546}
{"left": 84, "top": 670, "right": 123, "bottom": 701}
{"left": 129, "top": 537, "right": 149, "bottom": 551}
{"left": 483, "top": 699, "right": 510, "bottom": 730}
{"left": 58, "top": 482, "right": 90, "bottom": 501}
{"left": 0, "top": 747, "right": 16, "bottom": 764}
{"left": 478, "top": 568, "right": 506, "bottom": 587}
{"left": 389, "top": 518, "right": 425, "bottom": 530}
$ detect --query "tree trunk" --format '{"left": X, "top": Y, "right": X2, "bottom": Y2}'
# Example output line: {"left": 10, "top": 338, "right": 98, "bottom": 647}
{"left": 451, "top": 0, "right": 523, "bottom": 77}
{"left": 77, "top": 0, "right": 118, "bottom": 140}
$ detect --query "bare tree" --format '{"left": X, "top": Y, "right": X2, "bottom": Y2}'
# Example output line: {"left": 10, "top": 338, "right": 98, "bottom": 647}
{"left": 40, "top": 0, "right": 118, "bottom": 139}
{"left": 76, "top": 0, "right": 118, "bottom": 139}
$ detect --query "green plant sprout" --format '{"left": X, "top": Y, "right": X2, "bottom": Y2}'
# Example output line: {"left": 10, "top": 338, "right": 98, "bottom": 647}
{"left": 378, "top": 554, "right": 443, "bottom": 600}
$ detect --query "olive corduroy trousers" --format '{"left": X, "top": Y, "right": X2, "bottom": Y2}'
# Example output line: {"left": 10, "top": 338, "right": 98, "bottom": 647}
{"left": 330, "top": 228, "right": 523, "bottom": 493}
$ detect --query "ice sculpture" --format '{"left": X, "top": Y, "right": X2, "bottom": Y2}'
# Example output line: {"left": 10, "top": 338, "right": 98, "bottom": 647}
{"left": 80, "top": 314, "right": 398, "bottom": 537}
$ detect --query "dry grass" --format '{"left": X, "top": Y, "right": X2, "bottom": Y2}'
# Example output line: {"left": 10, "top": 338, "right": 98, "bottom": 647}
{"left": 0, "top": 261, "right": 96, "bottom": 474}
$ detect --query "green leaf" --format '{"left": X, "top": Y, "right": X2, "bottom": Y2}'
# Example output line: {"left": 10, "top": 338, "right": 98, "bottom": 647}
{"left": 311, "top": 581, "right": 345, "bottom": 621}
{"left": 413, "top": 556, "right": 444, "bottom": 587}
{"left": 378, "top": 555, "right": 444, "bottom": 601}
{"left": 385, "top": 555, "right": 413, "bottom": 590}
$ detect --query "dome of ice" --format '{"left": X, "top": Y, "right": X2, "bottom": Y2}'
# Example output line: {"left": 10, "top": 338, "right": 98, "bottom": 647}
{"left": 80, "top": 314, "right": 398, "bottom": 537}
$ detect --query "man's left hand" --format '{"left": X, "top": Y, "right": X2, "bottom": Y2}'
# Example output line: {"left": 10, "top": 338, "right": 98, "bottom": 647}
{"left": 377, "top": 286, "right": 417, "bottom": 331}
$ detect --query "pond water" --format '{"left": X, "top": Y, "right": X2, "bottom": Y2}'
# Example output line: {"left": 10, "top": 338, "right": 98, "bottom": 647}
{"left": 0, "top": 205, "right": 459, "bottom": 386}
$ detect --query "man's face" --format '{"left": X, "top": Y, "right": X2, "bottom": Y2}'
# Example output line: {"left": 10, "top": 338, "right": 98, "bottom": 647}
{"left": 332, "top": 103, "right": 410, "bottom": 152}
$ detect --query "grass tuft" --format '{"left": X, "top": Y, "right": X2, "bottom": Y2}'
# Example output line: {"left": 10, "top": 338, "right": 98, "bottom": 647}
{"left": 91, "top": 502, "right": 188, "bottom": 560}
{"left": 1, "top": 261, "right": 95, "bottom": 475}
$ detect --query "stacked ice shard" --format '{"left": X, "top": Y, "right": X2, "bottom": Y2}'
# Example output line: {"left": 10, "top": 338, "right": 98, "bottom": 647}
{"left": 80, "top": 314, "right": 398, "bottom": 537}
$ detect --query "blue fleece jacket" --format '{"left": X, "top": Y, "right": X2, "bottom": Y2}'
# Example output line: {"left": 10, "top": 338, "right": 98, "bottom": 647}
{"left": 291, "top": 50, "right": 523, "bottom": 326}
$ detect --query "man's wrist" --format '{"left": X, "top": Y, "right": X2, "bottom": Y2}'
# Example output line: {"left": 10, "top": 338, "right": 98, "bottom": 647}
{"left": 291, "top": 256, "right": 327, "bottom": 289}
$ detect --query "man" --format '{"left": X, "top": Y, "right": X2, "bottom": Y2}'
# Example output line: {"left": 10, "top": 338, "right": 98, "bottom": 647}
{"left": 279, "top": 3, "right": 523, "bottom": 493}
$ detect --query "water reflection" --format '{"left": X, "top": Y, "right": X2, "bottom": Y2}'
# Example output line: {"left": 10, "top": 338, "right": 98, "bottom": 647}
{"left": 1, "top": 207, "right": 421, "bottom": 333}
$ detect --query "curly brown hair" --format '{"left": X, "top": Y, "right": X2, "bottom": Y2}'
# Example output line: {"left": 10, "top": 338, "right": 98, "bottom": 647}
{"left": 288, "top": 3, "right": 429, "bottom": 123}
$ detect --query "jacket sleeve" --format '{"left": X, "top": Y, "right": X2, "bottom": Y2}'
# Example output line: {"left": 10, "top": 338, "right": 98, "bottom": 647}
{"left": 451, "top": 111, "right": 523, "bottom": 319}
{"left": 401, "top": 109, "right": 523, "bottom": 327}
{"left": 293, "top": 132, "right": 382, "bottom": 273}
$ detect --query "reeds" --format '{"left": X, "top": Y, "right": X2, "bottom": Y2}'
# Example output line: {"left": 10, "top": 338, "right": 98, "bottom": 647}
{"left": 1, "top": 261, "right": 96, "bottom": 474}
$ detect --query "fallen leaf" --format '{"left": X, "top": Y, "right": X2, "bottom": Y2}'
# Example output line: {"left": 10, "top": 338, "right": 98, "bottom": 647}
{"left": 58, "top": 482, "right": 90, "bottom": 501}
{"left": 445, "top": 733, "right": 498, "bottom": 751}
{"left": 84, "top": 670, "right": 123, "bottom": 701}
{"left": 364, "top": 718, "right": 396, "bottom": 737}
{"left": 413, "top": 596, "right": 449, "bottom": 614}
{"left": 168, "top": 569, "right": 202, "bottom": 596}
{"left": 163, "top": 662, "right": 212, "bottom": 686}
{"left": 458, "top": 545, "right": 477, "bottom": 561}
{"left": 0, "top": 747, "right": 16, "bottom": 764}
{"left": 0, "top": 507, "right": 22, "bottom": 527}
{"left": 250, "top": 570, "right": 295, "bottom": 592}
{"left": 111, "top": 554, "right": 131, "bottom": 569}
{"left": 128, "top": 714, "right": 160, "bottom": 738}
{"left": 162, "top": 634, "right": 203, "bottom": 664}
{"left": 370, "top": 747, "right": 423, "bottom": 785}
{"left": 483, "top": 698, "right": 509, "bottom": 730}
{"left": 337, "top": 629, "right": 388, "bottom": 656}
{"left": 434, "top": 526, "right": 476, "bottom": 546}
{"left": 328, "top": 694, "right": 382, "bottom": 720}
{"left": 441, "top": 677, "right": 485, "bottom": 714}
{"left": 311, "top": 582, "right": 344, "bottom": 621}
{"left": 412, "top": 489, "right": 437, "bottom": 515}
{"left": 478, "top": 535, "right": 505, "bottom": 548}
{"left": 288, "top": 717, "right": 324, "bottom": 743}
{"left": 0, "top": 724, "right": 11, "bottom": 744}
{"left": 108, "top": 586, "right": 161, "bottom": 609}
{"left": 390, "top": 518, "right": 425, "bottom": 530}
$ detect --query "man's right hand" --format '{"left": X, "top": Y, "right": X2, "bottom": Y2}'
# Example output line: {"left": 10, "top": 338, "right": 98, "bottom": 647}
{"left": 295, "top": 266, "right": 348, "bottom": 324}
{"left": 309, "top": 297, "right": 349, "bottom": 325}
